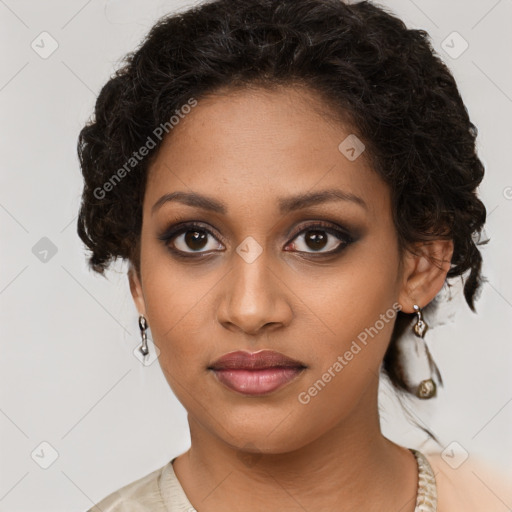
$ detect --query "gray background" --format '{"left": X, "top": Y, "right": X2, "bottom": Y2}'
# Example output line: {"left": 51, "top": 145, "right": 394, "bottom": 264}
{"left": 1, "top": 0, "right": 511, "bottom": 510}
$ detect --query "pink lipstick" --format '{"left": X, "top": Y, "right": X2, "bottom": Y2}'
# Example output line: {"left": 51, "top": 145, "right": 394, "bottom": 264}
{"left": 208, "top": 350, "right": 306, "bottom": 395}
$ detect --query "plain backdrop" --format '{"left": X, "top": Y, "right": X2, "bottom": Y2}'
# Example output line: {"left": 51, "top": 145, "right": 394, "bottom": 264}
{"left": 1, "top": 0, "right": 511, "bottom": 510}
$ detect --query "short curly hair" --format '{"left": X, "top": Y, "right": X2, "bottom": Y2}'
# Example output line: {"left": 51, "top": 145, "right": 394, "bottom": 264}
{"left": 77, "top": 0, "right": 487, "bottom": 402}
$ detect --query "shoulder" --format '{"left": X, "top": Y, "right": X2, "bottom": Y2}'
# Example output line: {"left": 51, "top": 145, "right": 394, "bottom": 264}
{"left": 423, "top": 451, "right": 512, "bottom": 512}
{"left": 87, "top": 462, "right": 170, "bottom": 512}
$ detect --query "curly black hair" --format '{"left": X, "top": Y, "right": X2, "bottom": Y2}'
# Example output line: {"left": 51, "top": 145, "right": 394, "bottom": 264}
{"left": 77, "top": 0, "right": 487, "bottom": 407}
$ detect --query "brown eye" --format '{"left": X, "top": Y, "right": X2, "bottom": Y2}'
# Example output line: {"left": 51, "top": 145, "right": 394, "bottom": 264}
{"left": 286, "top": 223, "right": 353, "bottom": 254}
{"left": 303, "top": 230, "right": 328, "bottom": 251}
{"left": 173, "top": 228, "right": 224, "bottom": 253}
{"left": 183, "top": 230, "right": 208, "bottom": 251}
{"left": 159, "top": 223, "right": 225, "bottom": 255}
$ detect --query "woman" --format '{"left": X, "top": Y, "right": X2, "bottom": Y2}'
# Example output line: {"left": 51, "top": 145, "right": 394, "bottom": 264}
{"left": 78, "top": 0, "right": 511, "bottom": 510}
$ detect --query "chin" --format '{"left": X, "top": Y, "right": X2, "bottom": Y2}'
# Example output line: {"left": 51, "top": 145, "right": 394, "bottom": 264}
{"left": 212, "top": 414, "right": 315, "bottom": 455}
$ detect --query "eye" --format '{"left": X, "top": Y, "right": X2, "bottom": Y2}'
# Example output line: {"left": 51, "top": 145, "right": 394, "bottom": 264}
{"left": 158, "top": 220, "right": 355, "bottom": 259}
{"left": 284, "top": 222, "right": 353, "bottom": 254}
{"left": 158, "top": 222, "right": 224, "bottom": 256}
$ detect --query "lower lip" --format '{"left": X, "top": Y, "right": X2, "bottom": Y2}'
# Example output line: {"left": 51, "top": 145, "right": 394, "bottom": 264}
{"left": 211, "top": 367, "right": 304, "bottom": 395}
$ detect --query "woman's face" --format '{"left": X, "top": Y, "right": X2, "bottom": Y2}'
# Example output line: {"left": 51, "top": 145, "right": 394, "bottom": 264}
{"left": 130, "top": 86, "right": 415, "bottom": 453}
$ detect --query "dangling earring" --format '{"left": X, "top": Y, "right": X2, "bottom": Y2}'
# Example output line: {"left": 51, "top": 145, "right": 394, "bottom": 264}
{"left": 412, "top": 304, "right": 441, "bottom": 399}
{"left": 139, "top": 315, "right": 149, "bottom": 356}
{"left": 412, "top": 304, "right": 428, "bottom": 337}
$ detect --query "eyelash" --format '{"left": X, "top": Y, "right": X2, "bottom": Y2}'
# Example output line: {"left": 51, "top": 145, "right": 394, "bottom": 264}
{"left": 157, "top": 220, "right": 356, "bottom": 260}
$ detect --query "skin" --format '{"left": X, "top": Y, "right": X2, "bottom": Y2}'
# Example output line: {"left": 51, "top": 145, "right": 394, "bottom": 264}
{"left": 128, "top": 85, "right": 454, "bottom": 511}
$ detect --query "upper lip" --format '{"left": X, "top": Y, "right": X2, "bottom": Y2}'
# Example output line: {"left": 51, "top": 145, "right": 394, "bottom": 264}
{"left": 208, "top": 350, "right": 307, "bottom": 370}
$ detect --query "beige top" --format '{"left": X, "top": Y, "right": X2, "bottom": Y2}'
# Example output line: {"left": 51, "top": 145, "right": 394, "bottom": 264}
{"left": 87, "top": 449, "right": 512, "bottom": 512}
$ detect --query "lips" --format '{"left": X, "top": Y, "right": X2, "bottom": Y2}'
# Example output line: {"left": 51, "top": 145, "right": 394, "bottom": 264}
{"left": 209, "top": 349, "right": 306, "bottom": 370}
{"left": 208, "top": 350, "right": 306, "bottom": 395}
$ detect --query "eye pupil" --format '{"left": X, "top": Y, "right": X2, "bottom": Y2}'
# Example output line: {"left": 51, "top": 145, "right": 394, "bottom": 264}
{"left": 185, "top": 230, "right": 208, "bottom": 250}
{"left": 305, "top": 230, "right": 328, "bottom": 251}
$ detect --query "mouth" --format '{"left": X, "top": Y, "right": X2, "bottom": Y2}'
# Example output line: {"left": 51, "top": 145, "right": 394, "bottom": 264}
{"left": 207, "top": 350, "right": 307, "bottom": 396}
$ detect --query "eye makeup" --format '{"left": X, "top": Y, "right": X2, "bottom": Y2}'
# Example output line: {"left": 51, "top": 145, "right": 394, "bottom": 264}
{"left": 156, "top": 215, "right": 361, "bottom": 261}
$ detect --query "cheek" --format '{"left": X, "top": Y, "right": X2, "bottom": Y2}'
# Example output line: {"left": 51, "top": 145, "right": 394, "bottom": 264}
{"left": 139, "top": 256, "right": 220, "bottom": 387}
{"left": 291, "top": 302, "right": 398, "bottom": 445}
{"left": 303, "top": 231, "right": 401, "bottom": 346}
{"left": 294, "top": 231, "right": 401, "bottom": 399}
{"left": 298, "top": 300, "right": 398, "bottom": 405}
{"left": 142, "top": 278, "right": 212, "bottom": 406}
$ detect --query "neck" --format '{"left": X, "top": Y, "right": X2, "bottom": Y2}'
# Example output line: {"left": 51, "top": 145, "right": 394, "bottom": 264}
{"left": 172, "top": 384, "right": 418, "bottom": 512}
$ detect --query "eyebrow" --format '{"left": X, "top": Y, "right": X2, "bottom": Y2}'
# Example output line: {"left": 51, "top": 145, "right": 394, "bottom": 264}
{"left": 151, "top": 188, "right": 367, "bottom": 216}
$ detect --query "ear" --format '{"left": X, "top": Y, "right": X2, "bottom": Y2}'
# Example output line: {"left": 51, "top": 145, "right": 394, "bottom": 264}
{"left": 397, "top": 238, "right": 454, "bottom": 314}
{"left": 128, "top": 263, "right": 147, "bottom": 316}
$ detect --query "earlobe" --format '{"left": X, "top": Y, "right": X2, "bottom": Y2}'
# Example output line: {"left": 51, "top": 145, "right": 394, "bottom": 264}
{"left": 128, "top": 264, "right": 147, "bottom": 316}
{"left": 398, "top": 239, "right": 454, "bottom": 314}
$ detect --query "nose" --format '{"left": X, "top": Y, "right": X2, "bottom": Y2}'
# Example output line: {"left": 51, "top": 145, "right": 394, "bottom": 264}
{"left": 216, "top": 248, "right": 293, "bottom": 336}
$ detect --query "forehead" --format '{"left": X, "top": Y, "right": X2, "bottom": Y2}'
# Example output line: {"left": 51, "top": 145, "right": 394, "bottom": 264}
{"left": 144, "top": 86, "right": 388, "bottom": 219}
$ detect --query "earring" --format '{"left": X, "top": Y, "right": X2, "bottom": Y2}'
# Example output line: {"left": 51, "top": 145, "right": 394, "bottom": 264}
{"left": 412, "top": 304, "right": 428, "bottom": 338}
{"left": 138, "top": 315, "right": 149, "bottom": 356}
{"left": 412, "top": 304, "right": 440, "bottom": 399}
